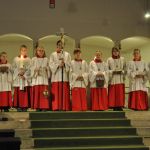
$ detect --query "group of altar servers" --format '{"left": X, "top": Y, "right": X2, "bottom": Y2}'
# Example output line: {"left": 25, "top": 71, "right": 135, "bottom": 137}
{"left": 0, "top": 40, "right": 149, "bottom": 112}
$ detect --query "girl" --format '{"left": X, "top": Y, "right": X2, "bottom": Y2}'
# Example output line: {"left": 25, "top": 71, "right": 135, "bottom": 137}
{"left": 127, "top": 49, "right": 148, "bottom": 110}
{"left": 89, "top": 50, "right": 108, "bottom": 111}
{"left": 0, "top": 52, "right": 12, "bottom": 112}
{"left": 31, "top": 46, "right": 50, "bottom": 111}
{"left": 70, "top": 49, "right": 88, "bottom": 111}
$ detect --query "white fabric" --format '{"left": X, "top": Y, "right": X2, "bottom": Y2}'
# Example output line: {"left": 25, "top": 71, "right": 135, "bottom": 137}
{"left": 107, "top": 57, "right": 126, "bottom": 85}
{"left": 89, "top": 60, "right": 108, "bottom": 88}
{"left": 12, "top": 56, "right": 31, "bottom": 87}
{"left": 0, "top": 63, "right": 12, "bottom": 91}
{"left": 127, "top": 60, "right": 148, "bottom": 92}
{"left": 31, "top": 57, "right": 50, "bottom": 86}
{"left": 49, "top": 51, "right": 71, "bottom": 82}
{"left": 70, "top": 60, "right": 88, "bottom": 88}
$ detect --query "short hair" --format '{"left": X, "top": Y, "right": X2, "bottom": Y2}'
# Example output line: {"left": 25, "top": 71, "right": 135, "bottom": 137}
{"left": 0, "top": 51, "right": 7, "bottom": 56}
{"left": 112, "top": 47, "right": 119, "bottom": 52}
{"left": 133, "top": 48, "right": 140, "bottom": 53}
{"left": 56, "top": 40, "right": 62, "bottom": 46}
{"left": 96, "top": 50, "right": 102, "bottom": 55}
{"left": 73, "top": 48, "right": 81, "bottom": 54}
{"left": 20, "top": 44, "right": 27, "bottom": 49}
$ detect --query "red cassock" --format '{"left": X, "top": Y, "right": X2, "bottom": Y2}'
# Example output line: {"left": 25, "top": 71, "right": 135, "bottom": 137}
{"left": 0, "top": 91, "right": 12, "bottom": 108}
{"left": 72, "top": 88, "right": 87, "bottom": 111}
{"left": 108, "top": 83, "right": 125, "bottom": 107}
{"left": 31, "top": 85, "right": 50, "bottom": 110}
{"left": 91, "top": 88, "right": 108, "bottom": 111}
{"left": 13, "top": 86, "right": 31, "bottom": 108}
{"left": 128, "top": 91, "right": 148, "bottom": 110}
{"left": 51, "top": 82, "right": 70, "bottom": 111}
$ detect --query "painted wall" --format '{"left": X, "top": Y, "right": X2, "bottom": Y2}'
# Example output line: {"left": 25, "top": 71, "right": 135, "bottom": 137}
{"left": 0, "top": 0, "right": 150, "bottom": 42}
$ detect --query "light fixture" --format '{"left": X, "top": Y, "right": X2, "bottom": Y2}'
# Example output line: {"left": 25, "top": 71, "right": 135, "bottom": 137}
{"left": 144, "top": 0, "right": 150, "bottom": 19}
{"left": 144, "top": 12, "right": 150, "bottom": 18}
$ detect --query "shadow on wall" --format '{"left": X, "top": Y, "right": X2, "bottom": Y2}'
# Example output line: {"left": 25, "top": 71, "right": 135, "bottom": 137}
{"left": 0, "top": 33, "right": 150, "bottom": 63}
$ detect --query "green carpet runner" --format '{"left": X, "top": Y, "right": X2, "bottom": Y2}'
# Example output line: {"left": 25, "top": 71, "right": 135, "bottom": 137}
{"left": 29, "top": 111, "right": 149, "bottom": 150}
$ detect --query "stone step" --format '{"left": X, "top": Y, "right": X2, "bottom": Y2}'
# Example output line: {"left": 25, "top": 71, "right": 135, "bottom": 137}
{"left": 30, "top": 111, "right": 126, "bottom": 120}
{"left": 20, "top": 138, "right": 34, "bottom": 149}
{"left": 32, "top": 127, "right": 137, "bottom": 138}
{"left": 0, "top": 120, "right": 31, "bottom": 129}
{"left": 34, "top": 136, "right": 144, "bottom": 148}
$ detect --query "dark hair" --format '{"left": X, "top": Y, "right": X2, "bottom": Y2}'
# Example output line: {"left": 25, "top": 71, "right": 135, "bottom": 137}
{"left": 56, "top": 40, "right": 62, "bottom": 46}
{"left": 112, "top": 47, "right": 119, "bottom": 52}
{"left": 20, "top": 44, "right": 27, "bottom": 49}
{"left": 133, "top": 48, "right": 140, "bottom": 53}
{"left": 0, "top": 51, "right": 7, "bottom": 56}
{"left": 73, "top": 48, "right": 81, "bottom": 54}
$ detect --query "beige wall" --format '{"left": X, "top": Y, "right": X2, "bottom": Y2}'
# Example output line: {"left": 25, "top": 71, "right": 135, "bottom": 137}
{"left": 0, "top": 34, "right": 33, "bottom": 63}
{"left": 0, "top": 0, "right": 150, "bottom": 42}
{"left": 38, "top": 35, "right": 75, "bottom": 58}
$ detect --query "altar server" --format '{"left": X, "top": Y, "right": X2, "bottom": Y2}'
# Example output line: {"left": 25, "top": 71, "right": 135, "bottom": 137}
{"left": 127, "top": 49, "right": 148, "bottom": 110}
{"left": 89, "top": 50, "right": 108, "bottom": 111}
{"left": 0, "top": 52, "right": 12, "bottom": 112}
{"left": 12, "top": 45, "right": 31, "bottom": 111}
{"left": 49, "top": 40, "right": 71, "bottom": 111}
{"left": 70, "top": 49, "right": 88, "bottom": 111}
{"left": 31, "top": 46, "right": 50, "bottom": 111}
{"left": 107, "top": 47, "right": 126, "bottom": 111}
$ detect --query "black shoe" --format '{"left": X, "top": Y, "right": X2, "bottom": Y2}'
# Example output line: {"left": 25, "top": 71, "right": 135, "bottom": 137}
{"left": 22, "top": 108, "right": 27, "bottom": 112}
{"left": 36, "top": 109, "right": 42, "bottom": 112}
{"left": 4, "top": 109, "right": 9, "bottom": 112}
{"left": 17, "top": 108, "right": 22, "bottom": 112}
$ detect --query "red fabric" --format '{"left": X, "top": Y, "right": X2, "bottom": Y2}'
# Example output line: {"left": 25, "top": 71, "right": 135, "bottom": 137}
{"left": 128, "top": 91, "right": 148, "bottom": 110}
{"left": 72, "top": 88, "right": 87, "bottom": 111}
{"left": 0, "top": 91, "right": 12, "bottom": 107}
{"left": 51, "top": 82, "right": 70, "bottom": 111}
{"left": 0, "top": 61, "right": 7, "bottom": 64}
{"left": 13, "top": 86, "right": 31, "bottom": 108}
{"left": 112, "top": 55, "right": 120, "bottom": 59}
{"left": 75, "top": 59, "right": 82, "bottom": 62}
{"left": 94, "top": 59, "right": 102, "bottom": 63}
{"left": 31, "top": 85, "right": 50, "bottom": 110}
{"left": 108, "top": 83, "right": 125, "bottom": 107}
{"left": 90, "top": 88, "right": 108, "bottom": 110}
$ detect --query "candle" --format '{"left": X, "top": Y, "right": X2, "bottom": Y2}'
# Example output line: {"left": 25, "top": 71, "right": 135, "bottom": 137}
{"left": 20, "top": 55, "right": 24, "bottom": 68}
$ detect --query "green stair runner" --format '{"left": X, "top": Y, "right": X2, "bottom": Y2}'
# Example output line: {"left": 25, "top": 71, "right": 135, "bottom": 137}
{"left": 29, "top": 111, "right": 149, "bottom": 150}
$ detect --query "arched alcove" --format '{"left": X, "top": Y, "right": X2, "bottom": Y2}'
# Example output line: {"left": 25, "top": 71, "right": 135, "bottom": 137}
{"left": 0, "top": 33, "right": 33, "bottom": 62}
{"left": 80, "top": 36, "right": 114, "bottom": 62}
{"left": 121, "top": 36, "right": 150, "bottom": 62}
{"left": 38, "top": 35, "right": 75, "bottom": 58}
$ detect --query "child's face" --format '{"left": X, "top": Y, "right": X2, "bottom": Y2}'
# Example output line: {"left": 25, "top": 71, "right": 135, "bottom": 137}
{"left": 134, "top": 51, "right": 140, "bottom": 59}
{"left": 20, "top": 47, "right": 27, "bottom": 56}
{"left": 74, "top": 52, "right": 81, "bottom": 59}
{"left": 0, "top": 54, "right": 7, "bottom": 63}
{"left": 95, "top": 52, "right": 102, "bottom": 59}
{"left": 57, "top": 42, "right": 63, "bottom": 50}
{"left": 112, "top": 49, "right": 119, "bottom": 56}
{"left": 37, "top": 48, "right": 45, "bottom": 57}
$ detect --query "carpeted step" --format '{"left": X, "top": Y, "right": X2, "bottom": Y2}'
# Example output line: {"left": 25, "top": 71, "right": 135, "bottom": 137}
{"left": 29, "top": 111, "right": 126, "bottom": 120}
{"left": 31, "top": 119, "right": 131, "bottom": 128}
{"left": 32, "top": 127, "right": 137, "bottom": 138}
{"left": 0, "top": 129, "right": 15, "bottom": 137}
{"left": 0, "top": 137, "right": 21, "bottom": 150}
{"left": 34, "top": 136, "right": 144, "bottom": 148}
{"left": 35, "top": 145, "right": 149, "bottom": 150}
